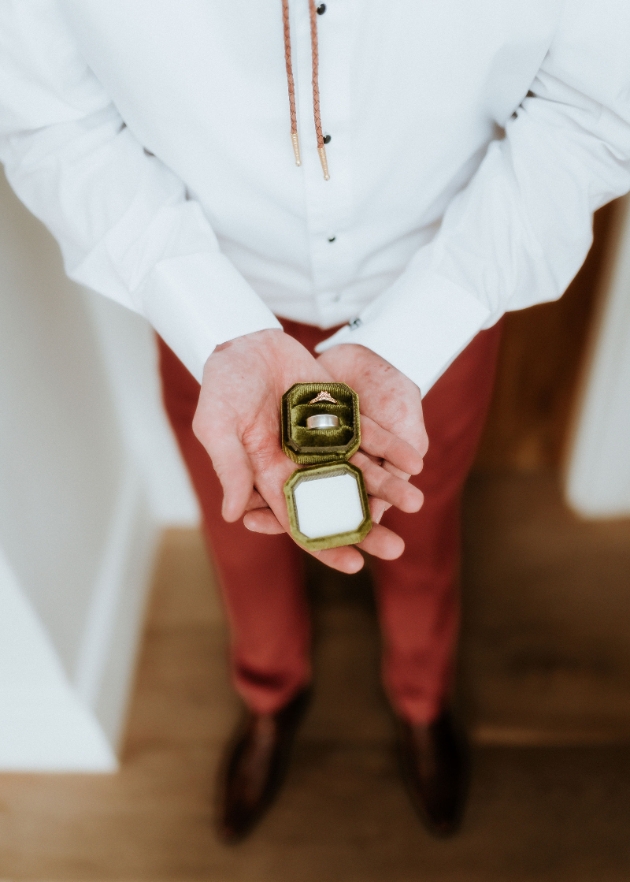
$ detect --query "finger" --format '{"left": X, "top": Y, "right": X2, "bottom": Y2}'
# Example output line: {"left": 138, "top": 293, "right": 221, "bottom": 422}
{"left": 309, "top": 544, "right": 365, "bottom": 574}
{"left": 244, "top": 489, "right": 270, "bottom": 512}
{"left": 363, "top": 450, "right": 384, "bottom": 467}
{"left": 360, "top": 416, "right": 424, "bottom": 475}
{"left": 382, "top": 461, "right": 412, "bottom": 481}
{"left": 251, "top": 455, "right": 298, "bottom": 525}
{"left": 353, "top": 451, "right": 424, "bottom": 513}
{"left": 369, "top": 496, "right": 390, "bottom": 524}
{"left": 199, "top": 428, "right": 254, "bottom": 523}
{"left": 357, "top": 523, "right": 405, "bottom": 559}
{"left": 243, "top": 508, "right": 285, "bottom": 534}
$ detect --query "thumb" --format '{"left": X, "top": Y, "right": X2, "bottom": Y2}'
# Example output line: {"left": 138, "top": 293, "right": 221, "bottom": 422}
{"left": 199, "top": 427, "right": 255, "bottom": 522}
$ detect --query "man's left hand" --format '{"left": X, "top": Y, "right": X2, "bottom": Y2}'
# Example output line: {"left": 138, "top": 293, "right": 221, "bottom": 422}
{"left": 317, "top": 343, "right": 428, "bottom": 523}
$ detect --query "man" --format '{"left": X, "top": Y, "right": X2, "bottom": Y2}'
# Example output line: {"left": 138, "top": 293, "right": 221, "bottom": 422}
{"left": 1, "top": 0, "right": 628, "bottom": 843}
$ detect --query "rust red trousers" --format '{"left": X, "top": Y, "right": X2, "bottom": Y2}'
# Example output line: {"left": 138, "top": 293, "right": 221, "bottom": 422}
{"left": 158, "top": 319, "right": 502, "bottom": 724}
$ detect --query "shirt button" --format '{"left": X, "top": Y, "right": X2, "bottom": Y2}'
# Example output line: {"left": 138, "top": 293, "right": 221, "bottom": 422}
{"left": 317, "top": 4, "right": 326, "bottom": 14}
{"left": 327, "top": 235, "right": 336, "bottom": 243}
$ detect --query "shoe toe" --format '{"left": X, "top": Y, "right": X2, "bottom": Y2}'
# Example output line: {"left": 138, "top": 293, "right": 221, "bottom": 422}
{"left": 215, "top": 687, "right": 312, "bottom": 843}
{"left": 397, "top": 710, "right": 468, "bottom": 837}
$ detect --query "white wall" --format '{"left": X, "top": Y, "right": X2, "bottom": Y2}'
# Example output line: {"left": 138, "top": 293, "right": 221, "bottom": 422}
{"left": 564, "top": 196, "right": 630, "bottom": 518}
{"left": 0, "top": 547, "right": 115, "bottom": 771}
{"left": 0, "top": 169, "right": 197, "bottom": 770}
{"left": 86, "top": 294, "right": 199, "bottom": 528}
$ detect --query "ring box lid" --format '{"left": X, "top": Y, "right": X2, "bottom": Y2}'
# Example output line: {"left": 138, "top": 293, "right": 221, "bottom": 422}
{"left": 283, "top": 461, "right": 372, "bottom": 551}
{"left": 281, "top": 382, "right": 360, "bottom": 465}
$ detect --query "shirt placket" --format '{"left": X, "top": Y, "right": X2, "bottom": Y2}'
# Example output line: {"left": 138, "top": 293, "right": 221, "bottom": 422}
{"left": 291, "top": 0, "right": 355, "bottom": 327}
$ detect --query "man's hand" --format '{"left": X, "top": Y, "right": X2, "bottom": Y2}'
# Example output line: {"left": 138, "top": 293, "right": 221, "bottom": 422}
{"left": 192, "top": 330, "right": 424, "bottom": 574}
{"left": 317, "top": 343, "right": 428, "bottom": 522}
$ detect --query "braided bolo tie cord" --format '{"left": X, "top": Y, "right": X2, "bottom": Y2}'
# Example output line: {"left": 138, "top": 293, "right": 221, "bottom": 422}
{"left": 281, "top": 0, "right": 330, "bottom": 181}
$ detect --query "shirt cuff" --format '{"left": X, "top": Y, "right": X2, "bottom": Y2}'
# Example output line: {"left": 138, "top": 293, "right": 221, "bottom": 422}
{"left": 315, "top": 271, "right": 491, "bottom": 396}
{"left": 135, "top": 251, "right": 282, "bottom": 383}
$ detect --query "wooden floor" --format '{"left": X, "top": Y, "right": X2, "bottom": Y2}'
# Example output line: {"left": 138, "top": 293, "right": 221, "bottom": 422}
{"left": 1, "top": 471, "right": 630, "bottom": 881}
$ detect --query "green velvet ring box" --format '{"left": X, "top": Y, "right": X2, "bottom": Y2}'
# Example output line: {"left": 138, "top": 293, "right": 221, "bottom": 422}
{"left": 281, "top": 382, "right": 372, "bottom": 551}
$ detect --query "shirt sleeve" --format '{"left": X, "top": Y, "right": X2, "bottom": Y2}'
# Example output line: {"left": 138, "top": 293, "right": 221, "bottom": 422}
{"left": 0, "top": 1, "right": 281, "bottom": 383}
{"left": 317, "top": 0, "right": 630, "bottom": 395}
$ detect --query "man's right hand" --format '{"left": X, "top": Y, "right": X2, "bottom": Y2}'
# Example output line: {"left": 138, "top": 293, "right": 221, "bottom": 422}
{"left": 192, "top": 329, "right": 424, "bottom": 574}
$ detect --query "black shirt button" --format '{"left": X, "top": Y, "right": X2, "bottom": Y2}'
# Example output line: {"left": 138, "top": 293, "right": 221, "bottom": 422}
{"left": 323, "top": 133, "right": 331, "bottom": 144}
{"left": 328, "top": 236, "right": 336, "bottom": 243}
{"left": 317, "top": 4, "right": 326, "bottom": 14}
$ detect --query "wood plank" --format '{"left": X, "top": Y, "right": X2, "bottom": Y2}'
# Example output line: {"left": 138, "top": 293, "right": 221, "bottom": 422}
{"left": 1, "top": 512, "right": 630, "bottom": 879}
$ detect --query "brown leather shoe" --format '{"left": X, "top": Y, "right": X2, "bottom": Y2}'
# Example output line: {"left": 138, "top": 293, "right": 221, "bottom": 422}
{"left": 397, "top": 709, "right": 468, "bottom": 837}
{"left": 216, "top": 687, "right": 311, "bottom": 843}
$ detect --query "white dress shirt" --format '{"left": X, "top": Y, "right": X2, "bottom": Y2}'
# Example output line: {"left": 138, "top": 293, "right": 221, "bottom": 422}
{"left": 0, "top": 1, "right": 629, "bottom": 393}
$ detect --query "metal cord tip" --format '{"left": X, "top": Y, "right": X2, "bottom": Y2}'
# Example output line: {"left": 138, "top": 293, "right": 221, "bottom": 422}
{"left": 318, "top": 145, "right": 330, "bottom": 180}
{"left": 291, "top": 132, "right": 302, "bottom": 166}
